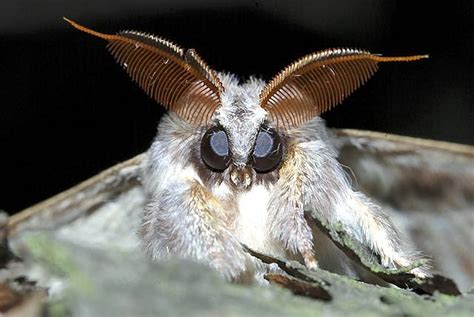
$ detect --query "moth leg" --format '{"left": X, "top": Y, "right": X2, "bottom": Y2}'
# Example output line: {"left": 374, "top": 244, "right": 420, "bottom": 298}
{"left": 301, "top": 247, "right": 319, "bottom": 269}
{"left": 300, "top": 140, "right": 430, "bottom": 278}
{"left": 267, "top": 197, "right": 318, "bottom": 270}
{"left": 140, "top": 177, "right": 251, "bottom": 281}
{"left": 270, "top": 140, "right": 429, "bottom": 277}
{"left": 267, "top": 145, "right": 319, "bottom": 270}
{"left": 336, "top": 191, "right": 430, "bottom": 278}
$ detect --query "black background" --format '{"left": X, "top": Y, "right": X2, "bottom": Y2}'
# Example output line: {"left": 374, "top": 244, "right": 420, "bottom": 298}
{"left": 0, "top": 0, "right": 472, "bottom": 213}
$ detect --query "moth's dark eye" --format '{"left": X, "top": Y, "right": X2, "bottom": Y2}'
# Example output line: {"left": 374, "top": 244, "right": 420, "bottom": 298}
{"left": 252, "top": 127, "right": 282, "bottom": 173}
{"left": 201, "top": 127, "right": 231, "bottom": 172}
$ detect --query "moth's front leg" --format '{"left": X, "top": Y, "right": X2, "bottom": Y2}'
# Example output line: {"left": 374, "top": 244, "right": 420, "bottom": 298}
{"left": 267, "top": 144, "right": 319, "bottom": 269}
{"left": 269, "top": 140, "right": 429, "bottom": 278}
{"left": 140, "top": 176, "right": 250, "bottom": 281}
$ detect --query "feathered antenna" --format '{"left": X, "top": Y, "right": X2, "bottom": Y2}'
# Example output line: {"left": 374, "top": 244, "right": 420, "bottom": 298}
{"left": 64, "top": 17, "right": 224, "bottom": 127}
{"left": 259, "top": 48, "right": 428, "bottom": 130}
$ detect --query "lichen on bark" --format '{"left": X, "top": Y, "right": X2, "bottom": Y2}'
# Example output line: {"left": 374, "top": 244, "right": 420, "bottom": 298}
{"left": 9, "top": 233, "right": 473, "bottom": 317}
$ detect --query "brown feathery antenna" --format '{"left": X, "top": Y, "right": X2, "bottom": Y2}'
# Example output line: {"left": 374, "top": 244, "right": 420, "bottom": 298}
{"left": 63, "top": 17, "right": 224, "bottom": 127}
{"left": 259, "top": 48, "right": 428, "bottom": 130}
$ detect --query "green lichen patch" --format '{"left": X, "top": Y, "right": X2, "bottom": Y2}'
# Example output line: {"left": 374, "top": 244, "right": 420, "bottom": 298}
{"left": 13, "top": 233, "right": 473, "bottom": 317}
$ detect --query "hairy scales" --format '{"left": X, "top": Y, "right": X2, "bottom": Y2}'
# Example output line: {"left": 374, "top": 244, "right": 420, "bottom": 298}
{"left": 62, "top": 19, "right": 430, "bottom": 284}
{"left": 140, "top": 74, "right": 429, "bottom": 282}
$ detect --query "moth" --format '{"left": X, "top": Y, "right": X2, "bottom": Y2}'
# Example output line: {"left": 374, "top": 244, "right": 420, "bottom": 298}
{"left": 65, "top": 18, "right": 430, "bottom": 283}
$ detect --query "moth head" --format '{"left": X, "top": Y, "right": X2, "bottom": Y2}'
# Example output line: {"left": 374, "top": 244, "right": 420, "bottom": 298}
{"left": 65, "top": 18, "right": 427, "bottom": 189}
{"left": 199, "top": 77, "right": 283, "bottom": 189}
{"left": 200, "top": 121, "right": 283, "bottom": 189}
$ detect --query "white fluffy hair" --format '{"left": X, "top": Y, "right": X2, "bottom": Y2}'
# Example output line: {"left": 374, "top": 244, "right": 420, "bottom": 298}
{"left": 140, "top": 74, "right": 430, "bottom": 283}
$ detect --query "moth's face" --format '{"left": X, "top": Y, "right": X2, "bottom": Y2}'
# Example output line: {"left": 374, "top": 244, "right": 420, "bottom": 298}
{"left": 196, "top": 79, "right": 285, "bottom": 190}
{"left": 200, "top": 123, "right": 283, "bottom": 189}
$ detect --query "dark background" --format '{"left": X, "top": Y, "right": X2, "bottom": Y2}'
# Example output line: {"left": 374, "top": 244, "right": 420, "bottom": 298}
{"left": 0, "top": 0, "right": 472, "bottom": 213}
